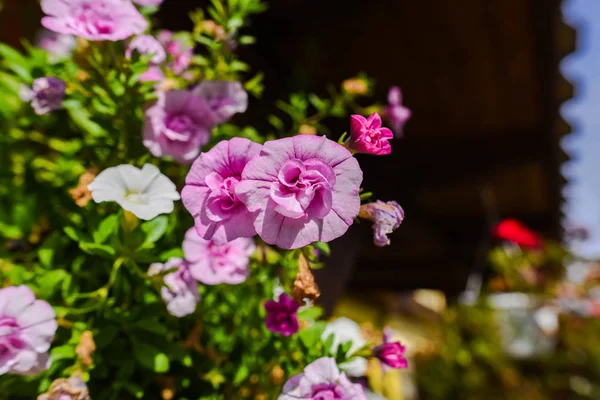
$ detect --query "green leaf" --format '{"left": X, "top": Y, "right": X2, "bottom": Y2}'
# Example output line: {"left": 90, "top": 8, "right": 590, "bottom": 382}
{"left": 313, "top": 242, "right": 331, "bottom": 256}
{"left": 64, "top": 100, "right": 107, "bottom": 137}
{"left": 140, "top": 215, "right": 168, "bottom": 246}
{"left": 159, "top": 248, "right": 184, "bottom": 261}
{"left": 297, "top": 306, "right": 323, "bottom": 322}
{"left": 63, "top": 226, "right": 89, "bottom": 243}
{"left": 232, "top": 364, "right": 250, "bottom": 386}
{"left": 299, "top": 321, "right": 326, "bottom": 349}
{"left": 50, "top": 344, "right": 75, "bottom": 362}
{"left": 132, "top": 340, "right": 170, "bottom": 373}
{"left": 79, "top": 242, "right": 116, "bottom": 258}
{"left": 94, "top": 214, "right": 119, "bottom": 244}
{"left": 38, "top": 270, "right": 68, "bottom": 298}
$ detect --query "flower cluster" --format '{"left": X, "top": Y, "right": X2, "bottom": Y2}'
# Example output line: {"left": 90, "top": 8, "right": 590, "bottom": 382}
{"left": 0, "top": 0, "right": 412, "bottom": 398}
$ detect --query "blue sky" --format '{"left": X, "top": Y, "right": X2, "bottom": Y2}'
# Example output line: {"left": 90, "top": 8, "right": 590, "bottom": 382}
{"left": 561, "top": 0, "right": 600, "bottom": 257}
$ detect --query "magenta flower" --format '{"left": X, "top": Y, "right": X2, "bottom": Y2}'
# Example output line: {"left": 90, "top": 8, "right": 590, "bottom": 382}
{"left": 279, "top": 357, "right": 367, "bottom": 400}
{"left": 182, "top": 138, "right": 263, "bottom": 243}
{"left": 359, "top": 200, "right": 404, "bottom": 247}
{"left": 264, "top": 293, "right": 299, "bottom": 336}
{"left": 41, "top": 0, "right": 148, "bottom": 42}
{"left": 156, "top": 31, "right": 194, "bottom": 75}
{"left": 0, "top": 285, "right": 57, "bottom": 376}
{"left": 382, "top": 86, "right": 411, "bottom": 137}
{"left": 139, "top": 66, "right": 164, "bottom": 83}
{"left": 183, "top": 227, "right": 255, "bottom": 285}
{"left": 349, "top": 112, "right": 393, "bottom": 155}
{"left": 22, "top": 77, "right": 66, "bottom": 115}
{"left": 373, "top": 327, "right": 408, "bottom": 370}
{"left": 235, "top": 135, "right": 363, "bottom": 249}
{"left": 148, "top": 258, "right": 200, "bottom": 317}
{"left": 143, "top": 90, "right": 215, "bottom": 164}
{"left": 126, "top": 35, "right": 166, "bottom": 64}
{"left": 193, "top": 81, "right": 248, "bottom": 125}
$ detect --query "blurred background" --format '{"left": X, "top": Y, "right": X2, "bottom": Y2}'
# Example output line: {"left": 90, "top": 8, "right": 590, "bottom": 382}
{"left": 4, "top": 0, "right": 600, "bottom": 398}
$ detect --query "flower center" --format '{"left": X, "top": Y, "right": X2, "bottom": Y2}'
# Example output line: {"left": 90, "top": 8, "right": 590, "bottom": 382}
{"left": 311, "top": 384, "right": 345, "bottom": 399}
{"left": 164, "top": 113, "right": 195, "bottom": 141}
{"left": 0, "top": 317, "right": 25, "bottom": 357}
{"left": 72, "top": 3, "right": 116, "bottom": 36}
{"left": 125, "top": 192, "right": 149, "bottom": 204}
{"left": 270, "top": 158, "right": 335, "bottom": 219}
{"left": 205, "top": 173, "right": 243, "bottom": 221}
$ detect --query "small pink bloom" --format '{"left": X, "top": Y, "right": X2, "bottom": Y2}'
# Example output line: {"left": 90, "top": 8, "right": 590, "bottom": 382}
{"left": 279, "top": 357, "right": 367, "bottom": 399}
{"left": 27, "top": 77, "right": 66, "bottom": 115}
{"left": 0, "top": 285, "right": 57, "bottom": 376}
{"left": 264, "top": 293, "right": 299, "bottom": 336}
{"left": 139, "top": 66, "right": 164, "bottom": 83}
{"left": 143, "top": 90, "right": 214, "bottom": 164}
{"left": 183, "top": 227, "right": 255, "bottom": 285}
{"left": 126, "top": 35, "right": 166, "bottom": 64}
{"left": 382, "top": 86, "right": 411, "bottom": 138}
{"left": 41, "top": 0, "right": 148, "bottom": 42}
{"left": 193, "top": 80, "right": 248, "bottom": 125}
{"left": 359, "top": 200, "right": 404, "bottom": 247}
{"left": 373, "top": 327, "right": 408, "bottom": 370}
{"left": 236, "top": 135, "right": 363, "bottom": 249}
{"left": 35, "top": 29, "right": 76, "bottom": 60}
{"left": 148, "top": 258, "right": 200, "bottom": 317}
{"left": 182, "top": 138, "right": 263, "bottom": 243}
{"left": 156, "top": 31, "right": 194, "bottom": 75}
{"left": 349, "top": 112, "right": 393, "bottom": 155}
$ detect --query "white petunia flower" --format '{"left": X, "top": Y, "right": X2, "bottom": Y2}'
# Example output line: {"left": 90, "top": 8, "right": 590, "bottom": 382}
{"left": 321, "top": 317, "right": 368, "bottom": 377}
{"left": 88, "top": 164, "right": 180, "bottom": 220}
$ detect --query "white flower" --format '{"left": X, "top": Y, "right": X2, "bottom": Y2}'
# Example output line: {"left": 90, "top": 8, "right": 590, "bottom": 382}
{"left": 321, "top": 317, "right": 368, "bottom": 377}
{"left": 88, "top": 164, "right": 180, "bottom": 220}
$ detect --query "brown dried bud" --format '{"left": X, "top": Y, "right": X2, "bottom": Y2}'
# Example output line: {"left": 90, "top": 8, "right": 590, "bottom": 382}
{"left": 38, "top": 372, "right": 90, "bottom": 400}
{"left": 299, "top": 124, "right": 317, "bottom": 135}
{"left": 69, "top": 169, "right": 98, "bottom": 207}
{"left": 75, "top": 331, "right": 96, "bottom": 366}
{"left": 202, "top": 20, "right": 227, "bottom": 40}
{"left": 342, "top": 78, "right": 368, "bottom": 95}
{"left": 292, "top": 253, "right": 320, "bottom": 304}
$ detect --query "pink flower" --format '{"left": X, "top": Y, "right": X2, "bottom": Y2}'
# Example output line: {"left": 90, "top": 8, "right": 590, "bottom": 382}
{"left": 373, "top": 327, "right": 408, "bottom": 370}
{"left": 183, "top": 227, "right": 255, "bottom": 285}
{"left": 148, "top": 258, "right": 200, "bottom": 317}
{"left": 24, "top": 77, "right": 66, "bottom": 115}
{"left": 126, "top": 35, "right": 166, "bottom": 64}
{"left": 359, "top": 200, "right": 404, "bottom": 247}
{"left": 382, "top": 86, "right": 411, "bottom": 138}
{"left": 35, "top": 29, "right": 76, "bottom": 60}
{"left": 41, "top": 0, "right": 148, "bottom": 42}
{"left": 192, "top": 81, "right": 248, "bottom": 125}
{"left": 236, "top": 135, "right": 363, "bottom": 249}
{"left": 182, "top": 138, "right": 263, "bottom": 243}
{"left": 0, "top": 285, "right": 57, "bottom": 375}
{"left": 139, "top": 66, "right": 164, "bottom": 83}
{"left": 156, "top": 31, "right": 194, "bottom": 75}
{"left": 133, "top": 0, "right": 163, "bottom": 6}
{"left": 279, "top": 357, "right": 367, "bottom": 399}
{"left": 264, "top": 293, "right": 299, "bottom": 336}
{"left": 349, "top": 112, "right": 393, "bottom": 155}
{"left": 143, "top": 90, "right": 214, "bottom": 164}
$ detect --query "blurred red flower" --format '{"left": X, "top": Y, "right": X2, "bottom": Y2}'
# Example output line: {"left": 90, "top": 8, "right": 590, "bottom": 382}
{"left": 493, "top": 219, "right": 543, "bottom": 249}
